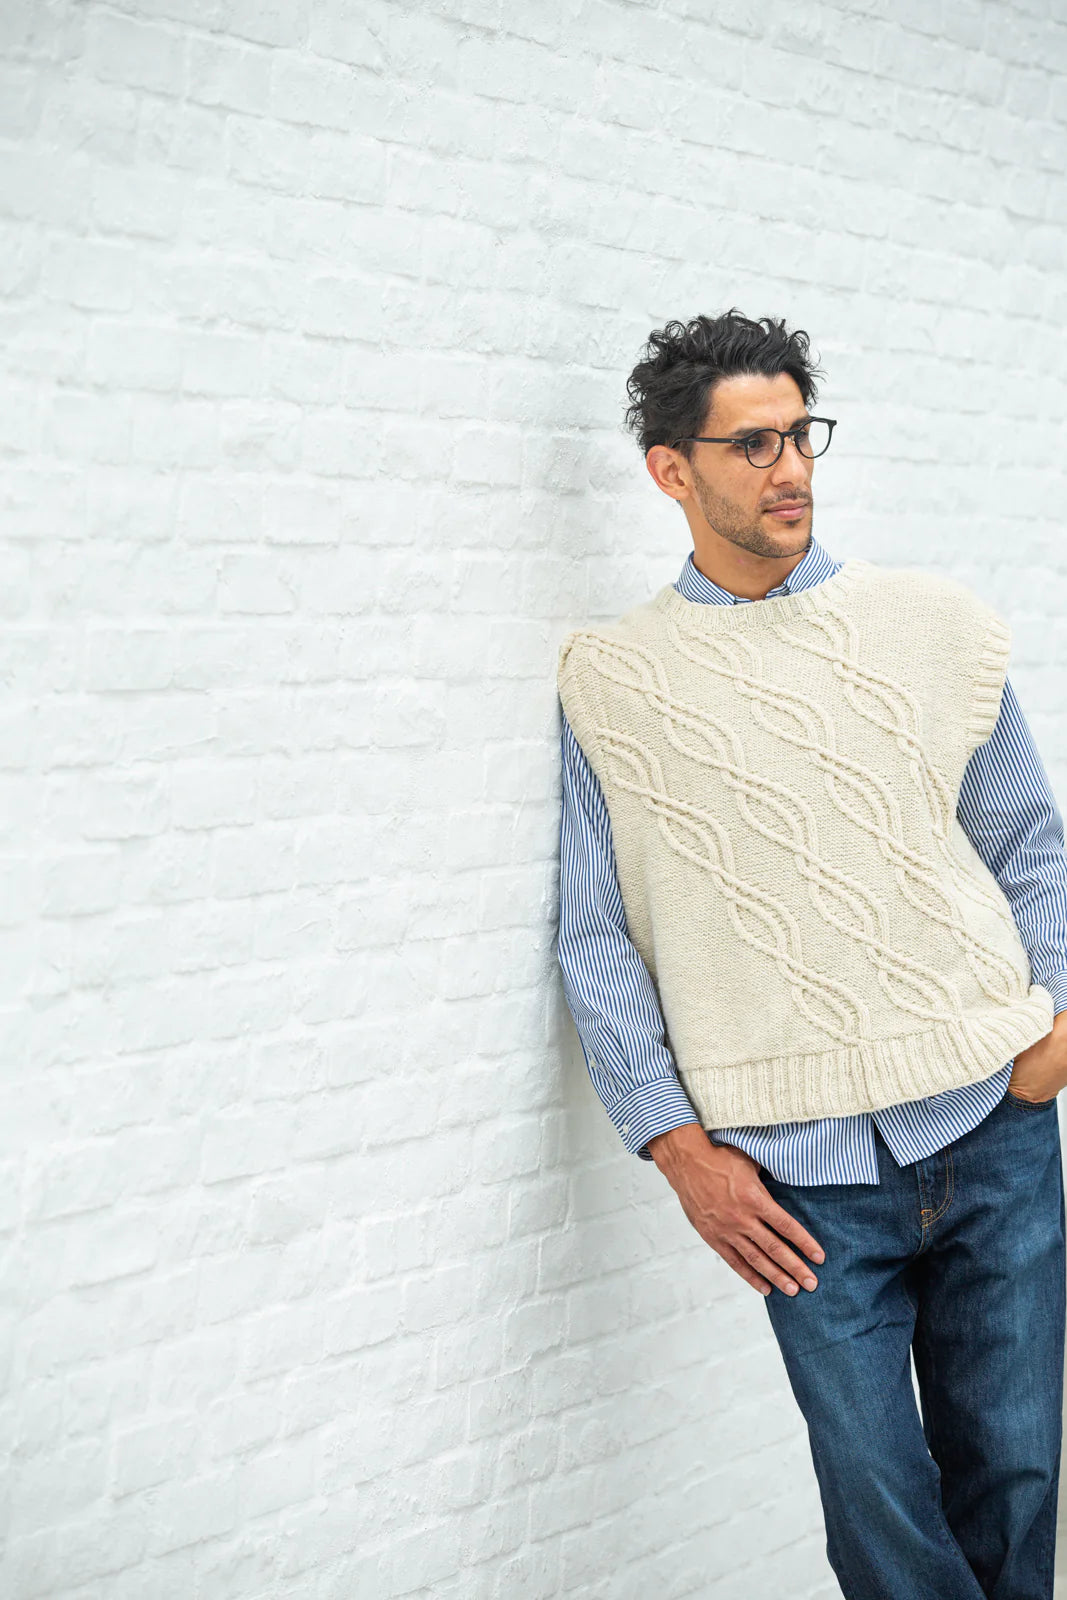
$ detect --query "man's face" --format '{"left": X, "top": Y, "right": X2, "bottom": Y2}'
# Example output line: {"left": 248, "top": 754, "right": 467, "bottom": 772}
{"left": 668, "top": 372, "right": 816, "bottom": 559}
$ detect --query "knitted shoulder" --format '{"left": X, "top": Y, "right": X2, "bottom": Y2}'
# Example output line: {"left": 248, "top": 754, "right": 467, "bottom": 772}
{"left": 856, "top": 563, "right": 1011, "bottom": 747}
{"left": 556, "top": 593, "right": 664, "bottom": 680}
{"left": 865, "top": 562, "right": 1003, "bottom": 627}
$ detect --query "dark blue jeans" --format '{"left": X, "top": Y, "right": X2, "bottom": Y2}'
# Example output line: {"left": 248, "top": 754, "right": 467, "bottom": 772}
{"left": 760, "top": 1086, "right": 1066, "bottom": 1600}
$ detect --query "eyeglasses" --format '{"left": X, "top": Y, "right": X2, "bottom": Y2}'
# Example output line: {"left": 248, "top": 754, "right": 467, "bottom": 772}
{"left": 671, "top": 416, "right": 837, "bottom": 468}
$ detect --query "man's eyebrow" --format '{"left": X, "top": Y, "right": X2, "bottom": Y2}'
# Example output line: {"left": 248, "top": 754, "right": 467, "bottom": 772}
{"left": 726, "top": 413, "right": 812, "bottom": 438}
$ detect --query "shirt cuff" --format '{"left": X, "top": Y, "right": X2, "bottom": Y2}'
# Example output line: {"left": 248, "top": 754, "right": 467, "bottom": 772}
{"left": 603, "top": 1079, "right": 703, "bottom": 1162}
{"left": 1041, "top": 973, "right": 1067, "bottom": 1016}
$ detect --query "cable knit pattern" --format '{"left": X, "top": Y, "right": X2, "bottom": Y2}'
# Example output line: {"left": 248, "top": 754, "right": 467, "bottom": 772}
{"left": 556, "top": 559, "right": 1055, "bottom": 1129}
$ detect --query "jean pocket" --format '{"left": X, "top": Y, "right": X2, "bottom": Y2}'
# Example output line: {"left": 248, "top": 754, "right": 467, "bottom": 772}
{"left": 1005, "top": 1086, "right": 1058, "bottom": 1110}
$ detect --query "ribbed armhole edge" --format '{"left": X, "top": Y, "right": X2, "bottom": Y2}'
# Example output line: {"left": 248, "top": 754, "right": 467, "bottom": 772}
{"left": 968, "top": 612, "right": 1012, "bottom": 749}
{"left": 557, "top": 631, "right": 606, "bottom": 768}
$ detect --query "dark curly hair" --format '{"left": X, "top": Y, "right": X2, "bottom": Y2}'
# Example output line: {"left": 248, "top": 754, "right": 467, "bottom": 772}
{"left": 624, "top": 308, "right": 825, "bottom": 462}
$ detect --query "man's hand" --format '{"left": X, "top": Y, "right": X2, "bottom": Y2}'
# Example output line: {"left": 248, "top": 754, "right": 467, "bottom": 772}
{"left": 647, "top": 1122, "right": 825, "bottom": 1298}
{"left": 1007, "top": 1009, "right": 1067, "bottom": 1103}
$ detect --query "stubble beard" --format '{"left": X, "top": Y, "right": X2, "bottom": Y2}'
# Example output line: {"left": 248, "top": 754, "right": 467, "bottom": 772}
{"left": 691, "top": 467, "right": 812, "bottom": 561}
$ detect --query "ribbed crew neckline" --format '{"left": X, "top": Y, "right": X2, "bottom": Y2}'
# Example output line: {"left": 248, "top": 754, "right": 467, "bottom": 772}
{"left": 653, "top": 557, "right": 872, "bottom": 632}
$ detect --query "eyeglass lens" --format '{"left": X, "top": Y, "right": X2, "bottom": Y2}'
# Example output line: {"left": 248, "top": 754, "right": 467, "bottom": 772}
{"left": 745, "top": 419, "right": 831, "bottom": 465}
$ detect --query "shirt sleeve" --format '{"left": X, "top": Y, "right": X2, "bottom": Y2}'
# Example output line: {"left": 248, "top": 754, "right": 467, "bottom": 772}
{"left": 557, "top": 711, "right": 701, "bottom": 1160}
{"left": 956, "top": 675, "right": 1067, "bottom": 1016}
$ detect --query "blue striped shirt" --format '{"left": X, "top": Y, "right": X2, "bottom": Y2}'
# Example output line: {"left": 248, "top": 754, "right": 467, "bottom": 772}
{"left": 557, "top": 537, "right": 1067, "bottom": 1182}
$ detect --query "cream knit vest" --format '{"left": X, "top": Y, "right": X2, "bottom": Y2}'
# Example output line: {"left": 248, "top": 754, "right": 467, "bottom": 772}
{"left": 557, "top": 558, "right": 1055, "bottom": 1129}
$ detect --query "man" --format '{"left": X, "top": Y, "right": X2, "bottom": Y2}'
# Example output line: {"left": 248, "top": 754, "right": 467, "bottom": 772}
{"left": 555, "top": 308, "right": 1067, "bottom": 1598}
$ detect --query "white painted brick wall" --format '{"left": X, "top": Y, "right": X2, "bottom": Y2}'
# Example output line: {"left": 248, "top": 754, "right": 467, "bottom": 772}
{"left": 3, "top": 1, "right": 1067, "bottom": 1596}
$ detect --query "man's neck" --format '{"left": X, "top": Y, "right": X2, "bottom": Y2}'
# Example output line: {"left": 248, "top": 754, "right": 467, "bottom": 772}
{"left": 688, "top": 538, "right": 815, "bottom": 600}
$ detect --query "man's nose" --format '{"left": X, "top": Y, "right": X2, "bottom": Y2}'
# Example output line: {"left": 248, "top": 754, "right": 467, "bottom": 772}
{"left": 771, "top": 435, "right": 813, "bottom": 479}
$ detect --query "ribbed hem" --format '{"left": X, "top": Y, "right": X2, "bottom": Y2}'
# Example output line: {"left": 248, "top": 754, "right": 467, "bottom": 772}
{"left": 677, "top": 986, "right": 1056, "bottom": 1129}
{"left": 968, "top": 613, "right": 1012, "bottom": 748}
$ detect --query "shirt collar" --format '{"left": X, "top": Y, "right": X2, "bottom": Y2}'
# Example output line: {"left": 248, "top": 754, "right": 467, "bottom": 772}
{"left": 675, "top": 535, "right": 842, "bottom": 605}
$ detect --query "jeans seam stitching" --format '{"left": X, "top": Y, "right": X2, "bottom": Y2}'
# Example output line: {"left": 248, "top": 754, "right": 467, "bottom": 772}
{"left": 925, "top": 1146, "right": 954, "bottom": 1224}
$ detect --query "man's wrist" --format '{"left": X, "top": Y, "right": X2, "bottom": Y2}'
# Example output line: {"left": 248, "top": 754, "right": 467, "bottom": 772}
{"left": 647, "top": 1119, "right": 711, "bottom": 1175}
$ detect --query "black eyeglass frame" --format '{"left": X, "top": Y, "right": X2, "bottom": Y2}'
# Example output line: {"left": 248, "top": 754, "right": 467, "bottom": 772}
{"left": 671, "top": 416, "right": 837, "bottom": 467}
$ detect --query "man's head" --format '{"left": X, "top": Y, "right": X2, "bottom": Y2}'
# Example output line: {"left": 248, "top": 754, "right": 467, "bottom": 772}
{"left": 625, "top": 309, "right": 828, "bottom": 566}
